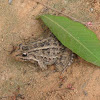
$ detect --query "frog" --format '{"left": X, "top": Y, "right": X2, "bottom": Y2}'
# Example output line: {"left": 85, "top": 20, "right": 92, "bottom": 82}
{"left": 11, "top": 34, "right": 74, "bottom": 71}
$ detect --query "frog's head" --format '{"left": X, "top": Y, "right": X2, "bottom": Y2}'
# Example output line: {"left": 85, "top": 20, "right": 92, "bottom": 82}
{"left": 11, "top": 43, "right": 36, "bottom": 62}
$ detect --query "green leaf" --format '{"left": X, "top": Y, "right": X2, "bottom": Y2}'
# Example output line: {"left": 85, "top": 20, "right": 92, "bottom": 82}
{"left": 40, "top": 15, "right": 100, "bottom": 66}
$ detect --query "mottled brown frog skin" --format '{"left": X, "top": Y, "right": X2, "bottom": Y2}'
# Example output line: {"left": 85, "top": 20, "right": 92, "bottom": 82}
{"left": 11, "top": 34, "right": 74, "bottom": 71}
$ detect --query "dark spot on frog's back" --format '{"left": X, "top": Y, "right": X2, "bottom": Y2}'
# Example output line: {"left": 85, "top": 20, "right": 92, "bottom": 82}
{"left": 33, "top": 43, "right": 38, "bottom": 48}
{"left": 60, "top": 47, "right": 66, "bottom": 52}
{"left": 42, "top": 48, "right": 50, "bottom": 54}
{"left": 44, "top": 57, "right": 47, "bottom": 62}
{"left": 22, "top": 46, "right": 29, "bottom": 50}
{"left": 53, "top": 42, "right": 58, "bottom": 46}
{"left": 44, "top": 39, "right": 51, "bottom": 45}
{"left": 52, "top": 47, "right": 58, "bottom": 51}
{"left": 39, "top": 43, "right": 44, "bottom": 47}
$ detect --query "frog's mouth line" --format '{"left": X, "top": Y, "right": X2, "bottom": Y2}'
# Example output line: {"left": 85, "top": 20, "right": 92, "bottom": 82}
{"left": 20, "top": 57, "right": 37, "bottom": 62}
{"left": 20, "top": 58, "right": 28, "bottom": 61}
{"left": 20, "top": 58, "right": 34, "bottom": 62}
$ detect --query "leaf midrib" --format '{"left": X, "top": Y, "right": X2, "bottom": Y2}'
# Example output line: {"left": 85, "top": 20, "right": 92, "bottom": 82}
{"left": 42, "top": 15, "right": 99, "bottom": 62}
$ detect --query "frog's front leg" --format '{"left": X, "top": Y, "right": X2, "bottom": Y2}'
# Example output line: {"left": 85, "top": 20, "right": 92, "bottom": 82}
{"left": 38, "top": 61, "right": 48, "bottom": 70}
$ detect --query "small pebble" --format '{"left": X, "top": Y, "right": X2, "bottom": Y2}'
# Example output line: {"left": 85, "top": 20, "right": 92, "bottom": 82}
{"left": 83, "top": 90, "right": 88, "bottom": 96}
{"left": 90, "top": 8, "right": 94, "bottom": 12}
{"left": 8, "top": 0, "right": 12, "bottom": 4}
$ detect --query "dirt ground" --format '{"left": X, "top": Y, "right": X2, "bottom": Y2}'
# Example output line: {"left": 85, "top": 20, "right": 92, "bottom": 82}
{"left": 0, "top": 0, "right": 100, "bottom": 100}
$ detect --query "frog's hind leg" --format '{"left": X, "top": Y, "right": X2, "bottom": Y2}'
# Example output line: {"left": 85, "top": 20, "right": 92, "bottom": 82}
{"left": 55, "top": 53, "right": 74, "bottom": 72}
{"left": 55, "top": 60, "right": 69, "bottom": 72}
{"left": 61, "top": 53, "right": 75, "bottom": 73}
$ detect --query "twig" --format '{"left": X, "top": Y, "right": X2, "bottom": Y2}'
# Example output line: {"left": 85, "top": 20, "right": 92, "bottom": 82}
{"left": 35, "top": 1, "right": 86, "bottom": 24}
{"left": 34, "top": 0, "right": 86, "bottom": 25}
{"left": 8, "top": 0, "right": 100, "bottom": 25}
{"left": 34, "top": 0, "right": 100, "bottom": 25}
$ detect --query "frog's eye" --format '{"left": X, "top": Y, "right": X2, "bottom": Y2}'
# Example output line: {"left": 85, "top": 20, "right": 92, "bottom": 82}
{"left": 22, "top": 53, "right": 27, "bottom": 57}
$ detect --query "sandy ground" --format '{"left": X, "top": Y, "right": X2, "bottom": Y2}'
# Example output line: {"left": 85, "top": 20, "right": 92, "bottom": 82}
{"left": 0, "top": 0, "right": 100, "bottom": 100}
